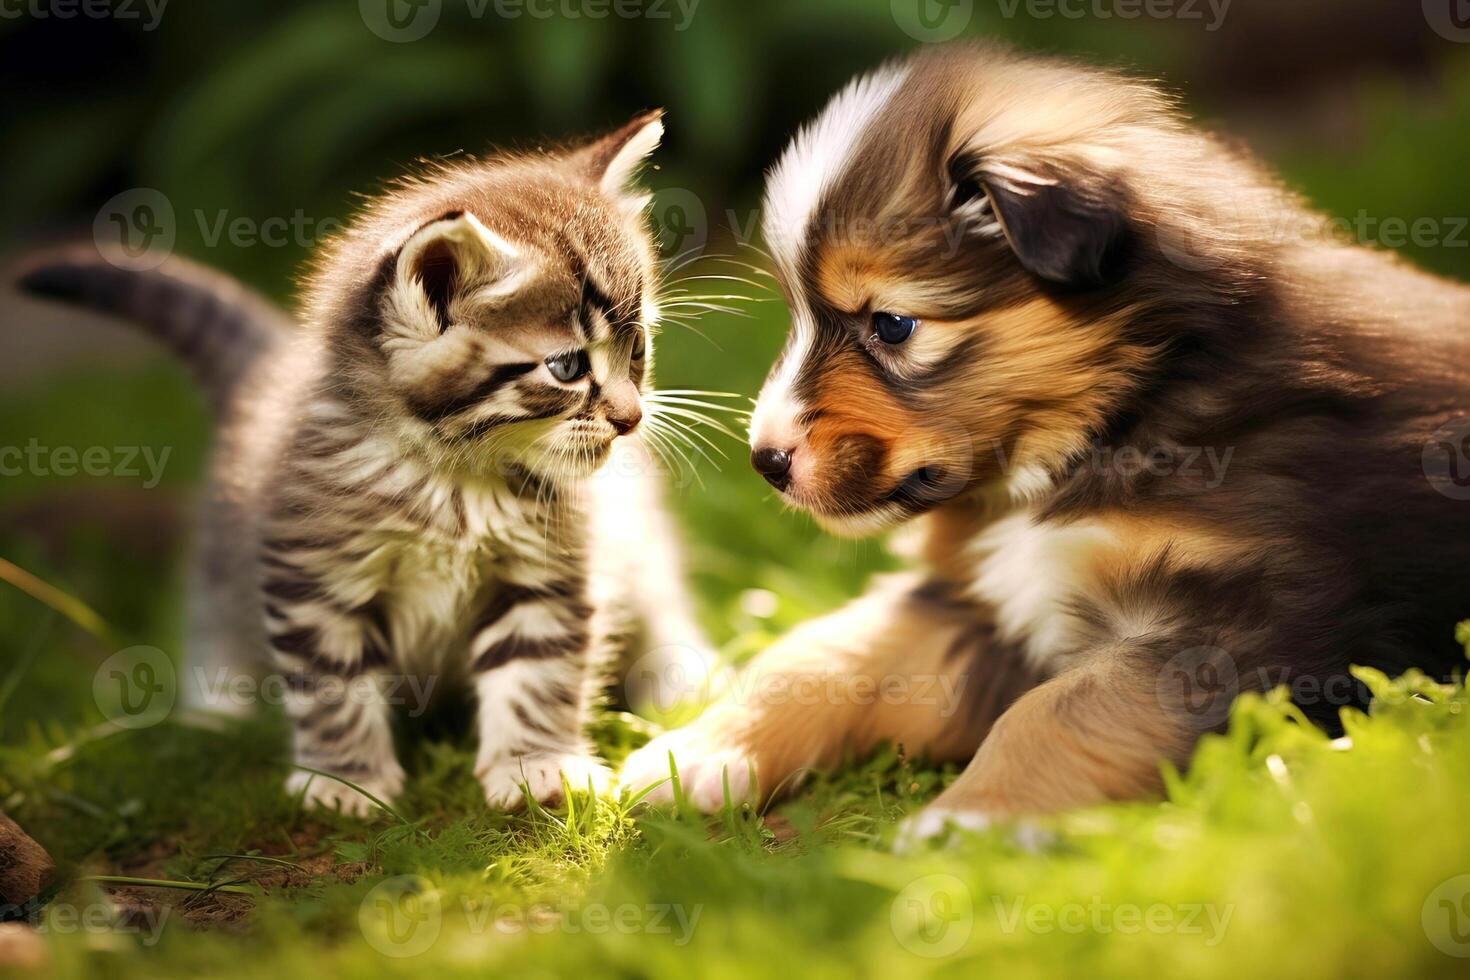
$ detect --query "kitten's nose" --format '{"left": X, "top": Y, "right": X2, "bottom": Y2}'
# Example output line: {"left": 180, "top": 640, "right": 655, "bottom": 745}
{"left": 608, "top": 404, "right": 642, "bottom": 436}
{"left": 750, "top": 446, "right": 793, "bottom": 490}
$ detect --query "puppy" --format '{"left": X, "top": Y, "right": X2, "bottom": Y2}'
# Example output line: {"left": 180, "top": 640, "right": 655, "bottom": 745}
{"left": 621, "top": 41, "right": 1470, "bottom": 837}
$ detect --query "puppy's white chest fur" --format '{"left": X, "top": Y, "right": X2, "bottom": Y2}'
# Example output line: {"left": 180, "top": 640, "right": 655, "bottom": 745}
{"left": 964, "top": 510, "right": 1119, "bottom": 671}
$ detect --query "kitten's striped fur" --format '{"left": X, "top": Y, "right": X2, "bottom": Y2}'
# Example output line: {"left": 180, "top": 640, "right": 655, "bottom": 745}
{"left": 22, "top": 112, "right": 715, "bottom": 814}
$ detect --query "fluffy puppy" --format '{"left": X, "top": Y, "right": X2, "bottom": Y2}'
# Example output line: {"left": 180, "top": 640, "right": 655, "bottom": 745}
{"left": 621, "top": 41, "right": 1470, "bottom": 837}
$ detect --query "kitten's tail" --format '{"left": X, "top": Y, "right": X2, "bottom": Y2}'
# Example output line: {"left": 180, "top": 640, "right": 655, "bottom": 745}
{"left": 15, "top": 243, "right": 288, "bottom": 412}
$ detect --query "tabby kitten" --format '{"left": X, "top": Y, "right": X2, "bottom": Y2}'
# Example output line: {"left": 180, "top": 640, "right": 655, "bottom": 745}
{"left": 21, "top": 111, "right": 714, "bottom": 814}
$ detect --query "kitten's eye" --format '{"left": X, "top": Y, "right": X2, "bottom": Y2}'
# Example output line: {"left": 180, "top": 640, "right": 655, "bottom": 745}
{"left": 873, "top": 312, "right": 918, "bottom": 345}
{"left": 546, "top": 350, "right": 590, "bottom": 382}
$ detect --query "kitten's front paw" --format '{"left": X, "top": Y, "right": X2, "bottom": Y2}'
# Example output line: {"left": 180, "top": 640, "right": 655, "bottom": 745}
{"left": 477, "top": 753, "right": 612, "bottom": 811}
{"left": 286, "top": 767, "right": 404, "bottom": 819}
{"left": 619, "top": 724, "right": 759, "bottom": 812}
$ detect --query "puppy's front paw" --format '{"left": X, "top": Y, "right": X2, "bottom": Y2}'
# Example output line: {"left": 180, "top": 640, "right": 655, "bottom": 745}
{"left": 477, "top": 753, "right": 612, "bottom": 811}
{"left": 286, "top": 767, "right": 404, "bottom": 819}
{"left": 619, "top": 725, "right": 758, "bottom": 812}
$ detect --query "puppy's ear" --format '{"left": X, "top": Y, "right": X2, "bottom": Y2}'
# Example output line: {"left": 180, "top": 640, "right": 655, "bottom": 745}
{"left": 394, "top": 211, "right": 523, "bottom": 333}
{"left": 575, "top": 109, "right": 665, "bottom": 202}
{"left": 949, "top": 155, "right": 1130, "bottom": 290}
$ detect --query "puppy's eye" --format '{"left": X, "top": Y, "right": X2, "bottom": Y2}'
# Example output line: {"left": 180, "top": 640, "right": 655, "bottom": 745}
{"left": 546, "top": 350, "right": 590, "bottom": 382}
{"left": 873, "top": 312, "right": 918, "bottom": 345}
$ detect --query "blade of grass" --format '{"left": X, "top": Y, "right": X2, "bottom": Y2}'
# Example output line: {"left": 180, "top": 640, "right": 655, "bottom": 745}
{"left": 201, "top": 854, "right": 306, "bottom": 873}
{"left": 0, "top": 558, "right": 116, "bottom": 645}
{"left": 668, "top": 751, "right": 686, "bottom": 810}
{"left": 290, "top": 765, "right": 411, "bottom": 825}
{"left": 82, "top": 875, "right": 255, "bottom": 896}
{"left": 622, "top": 776, "right": 672, "bottom": 809}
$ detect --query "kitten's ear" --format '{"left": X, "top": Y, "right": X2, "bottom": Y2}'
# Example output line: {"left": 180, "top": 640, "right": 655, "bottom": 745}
{"left": 948, "top": 154, "right": 1130, "bottom": 290}
{"left": 394, "top": 211, "right": 522, "bottom": 332}
{"left": 576, "top": 109, "right": 665, "bottom": 199}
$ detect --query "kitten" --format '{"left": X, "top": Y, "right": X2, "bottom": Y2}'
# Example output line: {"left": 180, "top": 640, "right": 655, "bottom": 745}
{"left": 21, "top": 111, "right": 716, "bottom": 814}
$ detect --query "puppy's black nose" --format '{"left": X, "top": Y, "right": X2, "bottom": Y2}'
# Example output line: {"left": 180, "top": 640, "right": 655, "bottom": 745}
{"left": 751, "top": 447, "right": 793, "bottom": 490}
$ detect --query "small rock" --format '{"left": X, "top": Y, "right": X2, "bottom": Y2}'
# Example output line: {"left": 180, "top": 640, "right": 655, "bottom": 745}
{"left": 0, "top": 813, "right": 54, "bottom": 910}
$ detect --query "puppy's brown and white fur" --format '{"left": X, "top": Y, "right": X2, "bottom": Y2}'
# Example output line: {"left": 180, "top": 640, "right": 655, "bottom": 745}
{"left": 622, "top": 43, "right": 1470, "bottom": 836}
